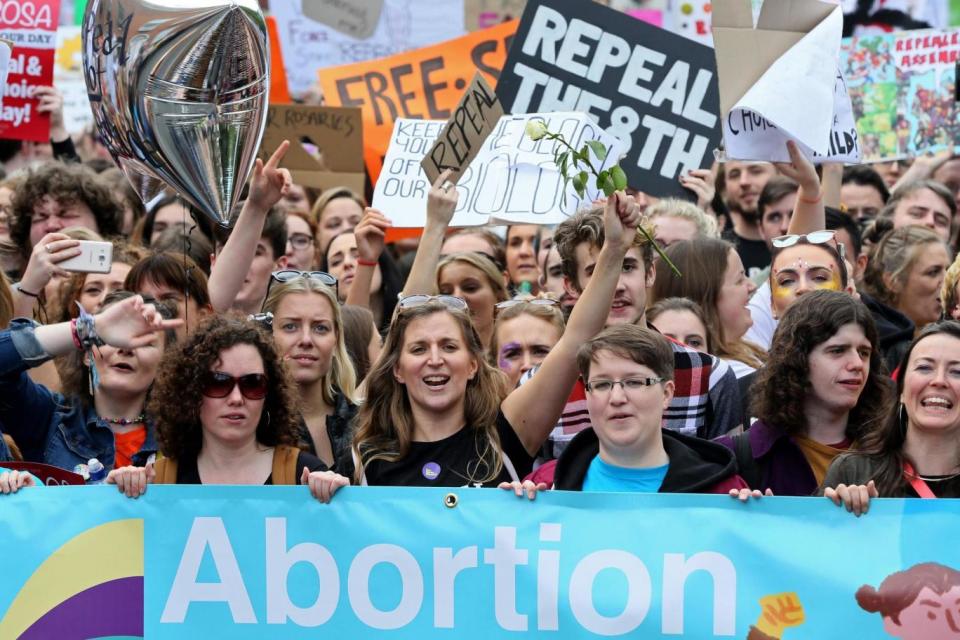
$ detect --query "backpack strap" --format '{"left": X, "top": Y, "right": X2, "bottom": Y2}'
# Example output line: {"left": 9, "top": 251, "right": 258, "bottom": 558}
{"left": 152, "top": 456, "right": 178, "bottom": 484}
{"left": 730, "top": 433, "right": 763, "bottom": 490}
{"left": 272, "top": 445, "right": 300, "bottom": 486}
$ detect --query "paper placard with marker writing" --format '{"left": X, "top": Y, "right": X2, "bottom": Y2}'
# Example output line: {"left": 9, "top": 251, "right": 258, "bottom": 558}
{"left": 421, "top": 73, "right": 504, "bottom": 185}
{"left": 495, "top": 0, "right": 722, "bottom": 200}
{"left": 373, "top": 112, "right": 626, "bottom": 228}
{"left": 712, "top": 0, "right": 861, "bottom": 163}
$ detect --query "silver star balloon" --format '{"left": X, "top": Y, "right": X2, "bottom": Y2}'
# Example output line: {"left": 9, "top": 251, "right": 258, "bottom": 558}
{"left": 82, "top": 0, "right": 269, "bottom": 227}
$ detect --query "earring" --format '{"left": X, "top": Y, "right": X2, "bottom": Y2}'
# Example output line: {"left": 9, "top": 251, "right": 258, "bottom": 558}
{"left": 259, "top": 410, "right": 271, "bottom": 428}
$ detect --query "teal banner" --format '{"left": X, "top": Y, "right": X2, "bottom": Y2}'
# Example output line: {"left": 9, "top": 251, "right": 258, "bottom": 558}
{"left": 1, "top": 486, "right": 959, "bottom": 638}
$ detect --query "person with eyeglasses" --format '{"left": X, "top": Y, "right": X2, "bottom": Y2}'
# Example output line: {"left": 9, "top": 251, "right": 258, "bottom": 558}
{"left": 284, "top": 211, "right": 317, "bottom": 270}
{"left": 491, "top": 297, "right": 565, "bottom": 389}
{"left": 502, "top": 324, "right": 749, "bottom": 498}
{"left": 0, "top": 292, "right": 180, "bottom": 475}
{"left": 105, "top": 315, "right": 331, "bottom": 499}
{"left": 261, "top": 272, "right": 358, "bottom": 475}
{"left": 302, "top": 189, "right": 644, "bottom": 498}
{"left": 718, "top": 290, "right": 892, "bottom": 496}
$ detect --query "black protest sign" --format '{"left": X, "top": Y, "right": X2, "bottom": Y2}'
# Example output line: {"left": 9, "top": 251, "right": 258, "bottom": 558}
{"left": 421, "top": 73, "right": 505, "bottom": 185}
{"left": 496, "top": 0, "right": 721, "bottom": 199}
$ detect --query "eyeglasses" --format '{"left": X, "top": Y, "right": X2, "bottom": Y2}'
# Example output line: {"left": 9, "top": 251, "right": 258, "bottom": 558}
{"left": 397, "top": 294, "right": 468, "bottom": 311}
{"left": 584, "top": 377, "right": 664, "bottom": 394}
{"left": 495, "top": 298, "right": 559, "bottom": 310}
{"left": 771, "top": 231, "right": 837, "bottom": 249}
{"left": 287, "top": 233, "right": 314, "bottom": 250}
{"left": 201, "top": 372, "right": 269, "bottom": 400}
{"left": 265, "top": 270, "right": 339, "bottom": 304}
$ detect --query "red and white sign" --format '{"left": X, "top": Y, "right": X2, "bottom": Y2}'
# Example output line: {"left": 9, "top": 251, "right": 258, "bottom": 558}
{"left": 0, "top": 0, "right": 61, "bottom": 141}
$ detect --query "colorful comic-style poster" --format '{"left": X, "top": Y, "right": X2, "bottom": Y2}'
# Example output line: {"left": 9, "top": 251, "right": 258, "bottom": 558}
{"left": 841, "top": 27, "right": 960, "bottom": 162}
{"left": 0, "top": 0, "right": 61, "bottom": 141}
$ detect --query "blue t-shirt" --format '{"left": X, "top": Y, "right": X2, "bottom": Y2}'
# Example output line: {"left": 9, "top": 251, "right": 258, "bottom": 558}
{"left": 582, "top": 456, "right": 669, "bottom": 493}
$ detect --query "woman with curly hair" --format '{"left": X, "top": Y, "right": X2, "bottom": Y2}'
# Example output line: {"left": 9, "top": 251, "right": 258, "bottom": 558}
{"left": 717, "top": 290, "right": 893, "bottom": 495}
{"left": 261, "top": 274, "right": 358, "bottom": 474}
{"left": 823, "top": 321, "right": 960, "bottom": 515}
{"left": 0, "top": 292, "right": 178, "bottom": 472}
{"left": 106, "top": 315, "right": 327, "bottom": 494}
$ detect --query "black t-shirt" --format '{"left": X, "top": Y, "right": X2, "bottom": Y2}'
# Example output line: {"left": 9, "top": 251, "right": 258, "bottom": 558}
{"left": 722, "top": 229, "right": 771, "bottom": 279}
{"left": 176, "top": 450, "right": 326, "bottom": 485}
{"left": 909, "top": 475, "right": 960, "bottom": 498}
{"left": 362, "top": 411, "right": 535, "bottom": 487}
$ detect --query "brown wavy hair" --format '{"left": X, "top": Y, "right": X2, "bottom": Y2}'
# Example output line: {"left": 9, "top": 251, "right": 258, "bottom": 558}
{"left": 150, "top": 314, "right": 299, "bottom": 463}
{"left": 351, "top": 303, "right": 509, "bottom": 485}
{"left": 751, "top": 290, "right": 892, "bottom": 439}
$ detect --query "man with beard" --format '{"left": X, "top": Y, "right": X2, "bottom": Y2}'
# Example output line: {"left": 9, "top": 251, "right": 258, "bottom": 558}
{"left": 722, "top": 161, "right": 777, "bottom": 279}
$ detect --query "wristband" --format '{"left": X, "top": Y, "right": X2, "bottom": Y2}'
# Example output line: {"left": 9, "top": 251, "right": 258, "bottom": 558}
{"left": 15, "top": 283, "right": 40, "bottom": 298}
{"left": 357, "top": 258, "right": 378, "bottom": 267}
{"left": 69, "top": 319, "right": 83, "bottom": 350}
{"left": 799, "top": 191, "right": 823, "bottom": 204}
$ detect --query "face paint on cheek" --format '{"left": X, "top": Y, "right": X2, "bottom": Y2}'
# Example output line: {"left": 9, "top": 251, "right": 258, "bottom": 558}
{"left": 817, "top": 270, "right": 842, "bottom": 292}
{"left": 498, "top": 342, "right": 521, "bottom": 369}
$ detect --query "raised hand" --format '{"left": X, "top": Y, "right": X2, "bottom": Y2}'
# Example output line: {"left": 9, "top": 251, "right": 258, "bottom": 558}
{"left": 679, "top": 168, "right": 716, "bottom": 212}
{"left": 19, "top": 232, "right": 81, "bottom": 293}
{"left": 755, "top": 592, "right": 806, "bottom": 637}
{"left": 426, "top": 169, "right": 459, "bottom": 228}
{"left": 95, "top": 295, "right": 183, "bottom": 349}
{"left": 775, "top": 140, "right": 820, "bottom": 194}
{"left": 302, "top": 468, "right": 350, "bottom": 503}
{"left": 603, "top": 191, "right": 641, "bottom": 253}
{"left": 355, "top": 208, "right": 391, "bottom": 263}
{"left": 34, "top": 86, "right": 67, "bottom": 141}
{"left": 248, "top": 140, "right": 293, "bottom": 211}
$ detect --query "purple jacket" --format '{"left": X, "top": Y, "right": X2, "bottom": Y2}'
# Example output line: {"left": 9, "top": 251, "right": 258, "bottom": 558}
{"left": 715, "top": 420, "right": 818, "bottom": 497}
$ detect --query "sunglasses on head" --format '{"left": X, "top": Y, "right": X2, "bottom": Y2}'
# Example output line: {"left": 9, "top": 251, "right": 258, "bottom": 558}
{"left": 771, "top": 230, "right": 848, "bottom": 284}
{"left": 264, "top": 270, "right": 339, "bottom": 306}
{"left": 495, "top": 297, "right": 560, "bottom": 311}
{"left": 397, "top": 294, "right": 468, "bottom": 312}
{"left": 201, "top": 372, "right": 269, "bottom": 400}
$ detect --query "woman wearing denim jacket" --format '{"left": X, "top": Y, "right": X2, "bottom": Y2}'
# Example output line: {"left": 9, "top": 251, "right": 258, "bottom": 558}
{"left": 0, "top": 292, "right": 179, "bottom": 473}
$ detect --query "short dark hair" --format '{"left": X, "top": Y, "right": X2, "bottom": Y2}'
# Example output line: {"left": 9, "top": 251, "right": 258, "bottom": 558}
{"left": 10, "top": 162, "right": 123, "bottom": 256}
{"left": 842, "top": 165, "right": 891, "bottom": 203}
{"left": 758, "top": 176, "right": 799, "bottom": 219}
{"left": 554, "top": 207, "right": 654, "bottom": 291}
{"left": 214, "top": 205, "right": 287, "bottom": 262}
{"left": 577, "top": 324, "right": 674, "bottom": 382}
{"left": 825, "top": 206, "right": 863, "bottom": 257}
{"left": 124, "top": 252, "right": 211, "bottom": 308}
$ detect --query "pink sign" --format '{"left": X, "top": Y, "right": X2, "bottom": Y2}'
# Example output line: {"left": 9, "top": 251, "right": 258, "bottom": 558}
{"left": 627, "top": 8, "right": 663, "bottom": 27}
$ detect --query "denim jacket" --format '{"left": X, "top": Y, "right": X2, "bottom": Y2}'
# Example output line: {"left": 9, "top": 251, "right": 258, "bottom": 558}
{"left": 0, "top": 319, "right": 158, "bottom": 472}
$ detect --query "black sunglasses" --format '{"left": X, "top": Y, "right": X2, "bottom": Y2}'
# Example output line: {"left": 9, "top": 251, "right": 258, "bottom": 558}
{"left": 201, "top": 372, "right": 269, "bottom": 400}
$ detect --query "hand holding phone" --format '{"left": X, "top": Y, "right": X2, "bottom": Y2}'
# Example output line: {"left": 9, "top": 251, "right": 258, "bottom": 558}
{"left": 59, "top": 241, "right": 113, "bottom": 274}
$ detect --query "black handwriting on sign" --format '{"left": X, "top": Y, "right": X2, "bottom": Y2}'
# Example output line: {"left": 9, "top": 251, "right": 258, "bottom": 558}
{"left": 84, "top": 9, "right": 133, "bottom": 101}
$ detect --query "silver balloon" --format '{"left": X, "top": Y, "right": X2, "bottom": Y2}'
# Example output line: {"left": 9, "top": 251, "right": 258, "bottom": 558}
{"left": 82, "top": 0, "right": 269, "bottom": 227}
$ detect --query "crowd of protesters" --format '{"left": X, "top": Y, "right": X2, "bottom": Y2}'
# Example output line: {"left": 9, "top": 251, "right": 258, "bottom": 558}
{"left": 1, "top": 74, "right": 960, "bottom": 529}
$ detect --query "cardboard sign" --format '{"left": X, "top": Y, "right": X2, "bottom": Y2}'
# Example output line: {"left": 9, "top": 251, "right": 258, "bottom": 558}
{"left": 712, "top": 0, "right": 861, "bottom": 163}
{"left": 421, "top": 73, "right": 504, "bottom": 185}
{"left": 464, "top": 0, "right": 528, "bottom": 30}
{"left": 2, "top": 461, "right": 84, "bottom": 486}
{"left": 841, "top": 27, "right": 960, "bottom": 162}
{"left": 258, "top": 104, "right": 365, "bottom": 194}
{"left": 301, "top": 0, "right": 384, "bottom": 39}
{"left": 319, "top": 19, "right": 518, "bottom": 184}
{"left": 0, "top": 0, "right": 61, "bottom": 141}
{"left": 373, "top": 112, "right": 628, "bottom": 227}
{"left": 496, "top": 0, "right": 721, "bottom": 200}
{"left": 271, "top": 0, "right": 466, "bottom": 97}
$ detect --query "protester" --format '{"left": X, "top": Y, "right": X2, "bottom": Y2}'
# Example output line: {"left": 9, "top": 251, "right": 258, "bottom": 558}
{"left": 99, "top": 168, "right": 145, "bottom": 236}
{"left": 441, "top": 228, "right": 507, "bottom": 270}
{"left": 652, "top": 238, "right": 765, "bottom": 377}
{"left": 538, "top": 244, "right": 577, "bottom": 316}
{"left": 823, "top": 321, "right": 960, "bottom": 514}
{"left": 931, "top": 154, "right": 960, "bottom": 212}
{"left": 311, "top": 187, "right": 364, "bottom": 254}
{"left": 648, "top": 297, "right": 712, "bottom": 353}
{"left": 124, "top": 252, "right": 213, "bottom": 341}
{"left": 841, "top": 165, "right": 890, "bottom": 223}
{"left": 107, "top": 315, "right": 330, "bottom": 497}
{"left": 136, "top": 196, "right": 198, "bottom": 247}
{"left": 878, "top": 180, "right": 955, "bottom": 243}
{"left": 149, "top": 225, "right": 214, "bottom": 275}
{"left": 720, "top": 291, "right": 891, "bottom": 495}
{"left": 504, "top": 224, "right": 541, "bottom": 294}
{"left": 323, "top": 228, "right": 403, "bottom": 330}
{"left": 261, "top": 274, "right": 358, "bottom": 472}
{"left": 284, "top": 211, "right": 316, "bottom": 270}
{"left": 646, "top": 198, "right": 719, "bottom": 248}
{"left": 722, "top": 161, "right": 777, "bottom": 278}
{"left": 491, "top": 297, "right": 565, "bottom": 388}
{"left": 0, "top": 293, "right": 179, "bottom": 472}
{"left": 55, "top": 242, "right": 151, "bottom": 320}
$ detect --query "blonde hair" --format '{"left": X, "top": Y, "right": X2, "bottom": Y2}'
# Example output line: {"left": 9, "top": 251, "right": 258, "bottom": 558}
{"left": 262, "top": 277, "right": 357, "bottom": 406}
{"left": 437, "top": 252, "right": 509, "bottom": 302}
{"left": 490, "top": 298, "right": 565, "bottom": 364}
{"left": 352, "top": 303, "right": 508, "bottom": 485}
{"left": 863, "top": 226, "right": 945, "bottom": 307}
{"left": 943, "top": 253, "right": 960, "bottom": 317}
{"left": 310, "top": 187, "right": 365, "bottom": 227}
{"left": 647, "top": 198, "right": 719, "bottom": 238}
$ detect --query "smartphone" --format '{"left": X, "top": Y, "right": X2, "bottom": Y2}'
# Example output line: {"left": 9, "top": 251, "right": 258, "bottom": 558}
{"left": 59, "top": 240, "right": 113, "bottom": 274}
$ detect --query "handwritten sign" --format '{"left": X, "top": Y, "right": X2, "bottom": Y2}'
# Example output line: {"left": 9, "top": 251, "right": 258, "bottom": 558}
{"left": 374, "top": 112, "right": 627, "bottom": 227}
{"left": 496, "top": 0, "right": 721, "bottom": 199}
{"left": 421, "top": 73, "right": 504, "bottom": 185}
{"left": 0, "top": 0, "right": 61, "bottom": 141}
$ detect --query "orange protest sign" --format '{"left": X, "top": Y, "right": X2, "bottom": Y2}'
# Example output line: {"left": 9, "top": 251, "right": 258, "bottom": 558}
{"left": 319, "top": 20, "right": 518, "bottom": 186}
{"left": 266, "top": 16, "right": 291, "bottom": 104}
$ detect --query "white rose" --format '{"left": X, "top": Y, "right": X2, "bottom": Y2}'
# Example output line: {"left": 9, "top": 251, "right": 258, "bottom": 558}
{"left": 525, "top": 120, "right": 548, "bottom": 141}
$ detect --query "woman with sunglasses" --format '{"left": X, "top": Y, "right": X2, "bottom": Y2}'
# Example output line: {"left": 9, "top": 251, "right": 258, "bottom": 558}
{"left": 491, "top": 297, "right": 565, "bottom": 389}
{"left": 0, "top": 292, "right": 179, "bottom": 473}
{"left": 261, "top": 273, "right": 358, "bottom": 474}
{"left": 107, "top": 315, "right": 329, "bottom": 496}
{"left": 823, "top": 321, "right": 960, "bottom": 516}
{"left": 718, "top": 290, "right": 892, "bottom": 496}
{"left": 300, "top": 189, "right": 643, "bottom": 499}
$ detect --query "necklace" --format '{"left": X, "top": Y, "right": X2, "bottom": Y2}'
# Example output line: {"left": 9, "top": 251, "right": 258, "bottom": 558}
{"left": 101, "top": 413, "right": 146, "bottom": 426}
{"left": 917, "top": 471, "right": 960, "bottom": 482}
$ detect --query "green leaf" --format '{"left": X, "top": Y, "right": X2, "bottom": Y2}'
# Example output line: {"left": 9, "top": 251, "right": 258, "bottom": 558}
{"left": 557, "top": 151, "right": 569, "bottom": 177}
{"left": 601, "top": 174, "right": 616, "bottom": 197}
{"left": 578, "top": 144, "right": 591, "bottom": 165}
{"left": 586, "top": 140, "right": 608, "bottom": 162}
{"left": 572, "top": 174, "right": 586, "bottom": 198}
{"left": 611, "top": 165, "right": 628, "bottom": 191}
{"left": 595, "top": 170, "right": 609, "bottom": 191}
